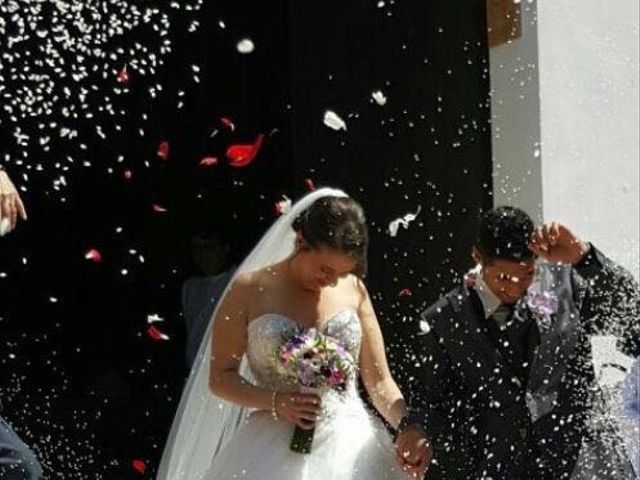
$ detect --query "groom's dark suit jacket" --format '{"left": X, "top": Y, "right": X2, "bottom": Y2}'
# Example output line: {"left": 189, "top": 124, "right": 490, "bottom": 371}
{"left": 404, "top": 246, "right": 639, "bottom": 480}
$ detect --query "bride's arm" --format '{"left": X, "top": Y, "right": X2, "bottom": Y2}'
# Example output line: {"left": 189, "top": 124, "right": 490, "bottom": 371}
{"left": 357, "top": 279, "right": 407, "bottom": 430}
{"left": 208, "top": 274, "right": 270, "bottom": 409}
{"left": 209, "top": 274, "right": 320, "bottom": 429}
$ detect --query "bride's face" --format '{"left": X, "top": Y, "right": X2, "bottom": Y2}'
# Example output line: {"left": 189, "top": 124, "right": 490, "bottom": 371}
{"left": 293, "top": 244, "right": 358, "bottom": 292}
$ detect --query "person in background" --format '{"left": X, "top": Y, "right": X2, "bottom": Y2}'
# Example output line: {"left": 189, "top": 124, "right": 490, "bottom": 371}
{"left": 181, "top": 231, "right": 237, "bottom": 370}
{"left": 0, "top": 165, "right": 43, "bottom": 479}
{"left": 0, "top": 166, "right": 27, "bottom": 236}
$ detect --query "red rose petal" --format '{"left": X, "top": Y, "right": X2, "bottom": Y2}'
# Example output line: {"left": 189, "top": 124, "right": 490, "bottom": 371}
{"left": 226, "top": 134, "right": 265, "bottom": 168}
{"left": 132, "top": 459, "right": 146, "bottom": 474}
{"left": 199, "top": 156, "right": 219, "bottom": 167}
{"left": 220, "top": 117, "right": 235, "bottom": 131}
{"left": 399, "top": 288, "right": 413, "bottom": 297}
{"left": 157, "top": 141, "right": 170, "bottom": 161}
{"left": 84, "top": 249, "right": 103, "bottom": 263}
{"left": 147, "top": 325, "right": 170, "bottom": 341}
{"left": 117, "top": 66, "right": 130, "bottom": 84}
{"left": 152, "top": 204, "right": 167, "bottom": 213}
{"left": 305, "top": 179, "right": 316, "bottom": 191}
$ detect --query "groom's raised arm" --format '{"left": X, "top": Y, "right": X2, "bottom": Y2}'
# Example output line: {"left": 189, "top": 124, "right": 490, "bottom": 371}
{"left": 530, "top": 223, "right": 640, "bottom": 357}
{"left": 571, "top": 244, "right": 640, "bottom": 356}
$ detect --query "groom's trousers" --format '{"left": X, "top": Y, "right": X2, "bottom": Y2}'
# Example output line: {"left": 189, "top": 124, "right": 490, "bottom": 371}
{"left": 0, "top": 416, "right": 42, "bottom": 480}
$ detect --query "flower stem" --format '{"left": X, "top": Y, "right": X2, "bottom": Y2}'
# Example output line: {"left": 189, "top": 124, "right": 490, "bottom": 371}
{"left": 290, "top": 425, "right": 315, "bottom": 454}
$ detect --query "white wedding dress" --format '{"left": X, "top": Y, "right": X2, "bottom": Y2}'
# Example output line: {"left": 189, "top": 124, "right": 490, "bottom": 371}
{"left": 203, "top": 309, "right": 406, "bottom": 480}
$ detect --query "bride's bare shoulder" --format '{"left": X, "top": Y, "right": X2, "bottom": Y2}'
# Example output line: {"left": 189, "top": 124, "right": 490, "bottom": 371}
{"left": 347, "top": 275, "right": 370, "bottom": 304}
{"left": 229, "top": 265, "right": 280, "bottom": 291}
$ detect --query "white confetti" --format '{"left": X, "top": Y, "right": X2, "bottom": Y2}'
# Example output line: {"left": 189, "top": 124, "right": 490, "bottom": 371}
{"left": 323, "top": 110, "right": 347, "bottom": 131}
{"left": 388, "top": 205, "right": 422, "bottom": 237}
{"left": 419, "top": 319, "right": 431, "bottom": 334}
{"left": 236, "top": 38, "right": 255, "bottom": 54}
{"left": 147, "top": 314, "right": 165, "bottom": 324}
{"left": 372, "top": 90, "right": 387, "bottom": 106}
{"left": 0, "top": 0, "right": 202, "bottom": 188}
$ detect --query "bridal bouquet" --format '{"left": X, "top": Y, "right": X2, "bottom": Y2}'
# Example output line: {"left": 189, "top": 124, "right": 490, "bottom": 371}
{"left": 277, "top": 329, "right": 356, "bottom": 453}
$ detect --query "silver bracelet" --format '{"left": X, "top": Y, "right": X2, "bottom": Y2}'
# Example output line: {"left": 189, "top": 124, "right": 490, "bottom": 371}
{"left": 271, "top": 390, "right": 279, "bottom": 421}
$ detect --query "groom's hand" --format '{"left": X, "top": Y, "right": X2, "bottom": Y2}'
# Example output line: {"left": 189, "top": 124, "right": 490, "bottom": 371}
{"left": 529, "top": 222, "right": 589, "bottom": 266}
{"left": 395, "top": 424, "right": 432, "bottom": 478}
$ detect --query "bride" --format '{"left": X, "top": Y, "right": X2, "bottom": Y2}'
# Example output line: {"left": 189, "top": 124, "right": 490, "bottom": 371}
{"left": 157, "top": 188, "right": 420, "bottom": 480}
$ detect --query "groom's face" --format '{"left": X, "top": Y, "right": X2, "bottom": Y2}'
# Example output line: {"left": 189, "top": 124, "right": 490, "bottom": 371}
{"left": 481, "top": 258, "right": 536, "bottom": 304}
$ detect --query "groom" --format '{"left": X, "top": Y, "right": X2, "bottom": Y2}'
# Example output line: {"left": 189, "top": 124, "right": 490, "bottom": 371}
{"left": 395, "top": 207, "right": 639, "bottom": 479}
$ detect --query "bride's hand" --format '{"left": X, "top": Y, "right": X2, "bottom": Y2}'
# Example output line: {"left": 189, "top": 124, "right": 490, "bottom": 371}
{"left": 274, "top": 392, "right": 322, "bottom": 430}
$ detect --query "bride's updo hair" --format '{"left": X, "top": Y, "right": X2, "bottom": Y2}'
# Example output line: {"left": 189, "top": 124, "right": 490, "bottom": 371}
{"left": 292, "top": 196, "right": 369, "bottom": 277}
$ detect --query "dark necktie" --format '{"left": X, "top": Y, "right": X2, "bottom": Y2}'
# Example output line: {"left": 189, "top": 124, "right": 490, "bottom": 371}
{"left": 489, "top": 303, "right": 531, "bottom": 381}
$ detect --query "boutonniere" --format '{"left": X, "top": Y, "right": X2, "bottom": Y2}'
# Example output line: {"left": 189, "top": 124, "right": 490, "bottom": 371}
{"left": 522, "top": 284, "right": 558, "bottom": 329}
{"left": 463, "top": 265, "right": 481, "bottom": 288}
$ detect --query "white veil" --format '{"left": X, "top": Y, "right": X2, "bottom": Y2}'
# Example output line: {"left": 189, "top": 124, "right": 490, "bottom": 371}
{"left": 156, "top": 187, "right": 348, "bottom": 480}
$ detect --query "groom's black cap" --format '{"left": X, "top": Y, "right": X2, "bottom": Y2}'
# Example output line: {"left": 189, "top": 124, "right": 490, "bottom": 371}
{"left": 476, "top": 206, "right": 535, "bottom": 262}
